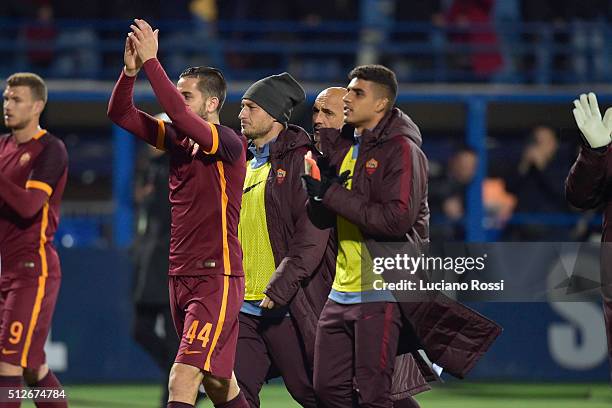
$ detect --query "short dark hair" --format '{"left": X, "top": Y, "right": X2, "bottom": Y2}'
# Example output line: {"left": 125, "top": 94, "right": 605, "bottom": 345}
{"left": 6, "top": 72, "right": 47, "bottom": 104}
{"left": 348, "top": 65, "right": 397, "bottom": 110}
{"left": 179, "top": 66, "right": 227, "bottom": 112}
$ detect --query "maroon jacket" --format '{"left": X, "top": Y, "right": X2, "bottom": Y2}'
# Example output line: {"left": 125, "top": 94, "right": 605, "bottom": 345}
{"left": 313, "top": 108, "right": 502, "bottom": 396}
{"left": 251, "top": 124, "right": 333, "bottom": 367}
{"left": 565, "top": 144, "right": 612, "bottom": 382}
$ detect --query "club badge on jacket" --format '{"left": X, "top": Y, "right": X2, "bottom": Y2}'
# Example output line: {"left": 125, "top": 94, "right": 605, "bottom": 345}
{"left": 276, "top": 168, "right": 287, "bottom": 184}
{"left": 366, "top": 158, "right": 378, "bottom": 175}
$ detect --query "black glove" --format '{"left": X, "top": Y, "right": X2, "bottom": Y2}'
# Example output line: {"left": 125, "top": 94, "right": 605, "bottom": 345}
{"left": 316, "top": 155, "right": 336, "bottom": 179}
{"left": 302, "top": 170, "right": 350, "bottom": 201}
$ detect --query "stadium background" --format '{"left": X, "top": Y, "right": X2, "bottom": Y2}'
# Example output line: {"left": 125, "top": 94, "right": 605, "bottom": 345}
{"left": 1, "top": 0, "right": 612, "bottom": 406}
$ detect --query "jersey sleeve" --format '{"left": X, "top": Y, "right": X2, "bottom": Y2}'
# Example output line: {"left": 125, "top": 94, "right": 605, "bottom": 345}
{"left": 107, "top": 69, "right": 180, "bottom": 151}
{"left": 27, "top": 138, "right": 68, "bottom": 196}
{"left": 201, "top": 125, "right": 245, "bottom": 163}
{"left": 142, "top": 59, "right": 244, "bottom": 163}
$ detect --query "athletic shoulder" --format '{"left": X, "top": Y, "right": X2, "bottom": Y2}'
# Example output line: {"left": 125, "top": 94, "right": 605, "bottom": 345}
{"left": 216, "top": 124, "right": 243, "bottom": 140}
{"left": 39, "top": 132, "right": 68, "bottom": 165}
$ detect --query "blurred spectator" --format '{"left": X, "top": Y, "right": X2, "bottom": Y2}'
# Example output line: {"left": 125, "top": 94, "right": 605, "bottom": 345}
{"left": 190, "top": 0, "right": 217, "bottom": 33}
{"left": 21, "top": 4, "right": 57, "bottom": 70}
{"left": 505, "top": 125, "right": 571, "bottom": 240}
{"left": 445, "top": 0, "right": 503, "bottom": 78}
{"left": 131, "top": 142, "right": 177, "bottom": 408}
{"left": 430, "top": 147, "right": 478, "bottom": 241}
{"left": 483, "top": 178, "right": 517, "bottom": 231}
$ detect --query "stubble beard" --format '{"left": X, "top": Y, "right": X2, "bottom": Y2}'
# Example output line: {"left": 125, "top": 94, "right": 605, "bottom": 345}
{"left": 243, "top": 121, "right": 273, "bottom": 141}
{"left": 197, "top": 104, "right": 209, "bottom": 122}
{"left": 8, "top": 116, "right": 32, "bottom": 131}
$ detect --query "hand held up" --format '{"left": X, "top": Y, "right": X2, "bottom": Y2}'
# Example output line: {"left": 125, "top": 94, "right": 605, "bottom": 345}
{"left": 572, "top": 92, "right": 612, "bottom": 149}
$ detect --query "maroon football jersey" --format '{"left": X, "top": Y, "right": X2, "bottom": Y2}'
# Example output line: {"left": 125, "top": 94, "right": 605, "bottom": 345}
{"left": 0, "top": 130, "right": 68, "bottom": 277}
{"left": 162, "top": 121, "right": 246, "bottom": 276}
{"left": 108, "top": 67, "right": 246, "bottom": 277}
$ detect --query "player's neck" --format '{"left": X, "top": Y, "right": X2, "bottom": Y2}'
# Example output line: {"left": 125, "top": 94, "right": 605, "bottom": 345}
{"left": 205, "top": 112, "right": 220, "bottom": 125}
{"left": 355, "top": 114, "right": 383, "bottom": 136}
{"left": 12, "top": 122, "right": 42, "bottom": 144}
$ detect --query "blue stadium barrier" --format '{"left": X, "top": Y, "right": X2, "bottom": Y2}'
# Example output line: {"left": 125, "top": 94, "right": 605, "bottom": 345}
{"left": 1, "top": 18, "right": 609, "bottom": 83}
{"left": 467, "top": 302, "right": 609, "bottom": 381}
{"left": 48, "top": 250, "right": 610, "bottom": 382}
{"left": 52, "top": 248, "right": 160, "bottom": 383}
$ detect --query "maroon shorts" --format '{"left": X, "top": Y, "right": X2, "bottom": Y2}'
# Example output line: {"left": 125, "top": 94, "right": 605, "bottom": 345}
{"left": 0, "top": 272, "right": 61, "bottom": 369}
{"left": 169, "top": 274, "right": 244, "bottom": 379}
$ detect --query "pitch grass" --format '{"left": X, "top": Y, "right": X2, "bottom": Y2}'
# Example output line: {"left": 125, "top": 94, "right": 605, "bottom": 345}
{"left": 17, "top": 382, "right": 612, "bottom": 407}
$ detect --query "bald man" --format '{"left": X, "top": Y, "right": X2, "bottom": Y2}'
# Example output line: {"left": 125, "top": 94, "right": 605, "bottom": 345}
{"left": 312, "top": 87, "right": 346, "bottom": 150}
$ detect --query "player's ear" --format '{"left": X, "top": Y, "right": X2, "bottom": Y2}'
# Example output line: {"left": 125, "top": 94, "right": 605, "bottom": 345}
{"left": 206, "top": 96, "right": 220, "bottom": 114}
{"left": 374, "top": 96, "right": 388, "bottom": 114}
{"left": 33, "top": 100, "right": 45, "bottom": 116}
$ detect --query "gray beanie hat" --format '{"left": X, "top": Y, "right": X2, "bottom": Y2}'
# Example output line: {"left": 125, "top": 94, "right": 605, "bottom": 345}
{"left": 242, "top": 72, "right": 306, "bottom": 124}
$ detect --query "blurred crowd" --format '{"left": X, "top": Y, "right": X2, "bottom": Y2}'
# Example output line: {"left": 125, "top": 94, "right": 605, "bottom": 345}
{"left": 2, "top": 0, "right": 610, "bottom": 23}
{"left": 1, "top": 0, "right": 610, "bottom": 81}
{"left": 1, "top": 0, "right": 609, "bottom": 245}
{"left": 429, "top": 124, "right": 603, "bottom": 243}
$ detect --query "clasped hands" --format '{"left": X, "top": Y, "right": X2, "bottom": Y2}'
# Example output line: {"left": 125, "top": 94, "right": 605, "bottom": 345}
{"left": 123, "top": 19, "right": 159, "bottom": 77}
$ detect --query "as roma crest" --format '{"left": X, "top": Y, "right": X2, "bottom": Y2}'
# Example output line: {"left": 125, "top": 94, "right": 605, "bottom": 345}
{"left": 365, "top": 158, "right": 378, "bottom": 175}
{"left": 276, "top": 168, "right": 287, "bottom": 184}
{"left": 19, "top": 152, "right": 31, "bottom": 166}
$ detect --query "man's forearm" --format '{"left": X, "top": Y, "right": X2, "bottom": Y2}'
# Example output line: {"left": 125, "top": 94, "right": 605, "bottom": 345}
{"left": 142, "top": 58, "right": 216, "bottom": 151}
{"left": 565, "top": 146, "right": 608, "bottom": 209}
{"left": 323, "top": 183, "right": 414, "bottom": 238}
{"left": 0, "top": 175, "right": 48, "bottom": 219}
{"left": 107, "top": 70, "right": 162, "bottom": 148}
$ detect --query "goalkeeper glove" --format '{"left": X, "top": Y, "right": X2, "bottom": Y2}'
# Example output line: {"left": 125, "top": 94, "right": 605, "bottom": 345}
{"left": 572, "top": 92, "right": 612, "bottom": 149}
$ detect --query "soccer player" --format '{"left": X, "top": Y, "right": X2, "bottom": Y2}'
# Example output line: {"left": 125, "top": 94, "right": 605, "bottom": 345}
{"left": 107, "top": 19, "right": 248, "bottom": 408}
{"left": 234, "top": 73, "right": 329, "bottom": 408}
{"left": 565, "top": 92, "right": 612, "bottom": 382}
{"left": 303, "top": 65, "right": 501, "bottom": 407}
{"left": 0, "top": 73, "right": 68, "bottom": 408}
{"left": 312, "top": 87, "right": 346, "bottom": 150}
{"left": 303, "top": 64, "right": 429, "bottom": 407}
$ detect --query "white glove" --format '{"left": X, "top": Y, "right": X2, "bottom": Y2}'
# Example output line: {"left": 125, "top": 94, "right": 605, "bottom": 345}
{"left": 572, "top": 92, "right": 612, "bottom": 149}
